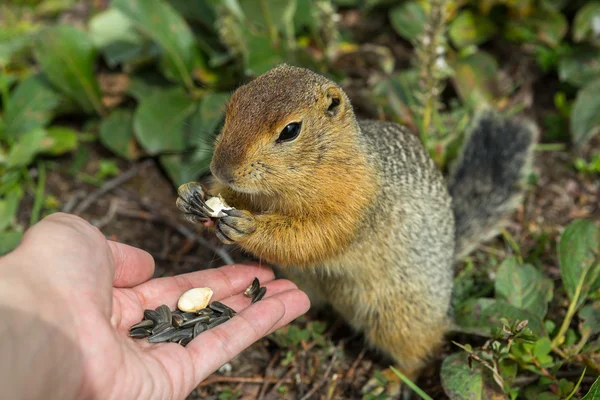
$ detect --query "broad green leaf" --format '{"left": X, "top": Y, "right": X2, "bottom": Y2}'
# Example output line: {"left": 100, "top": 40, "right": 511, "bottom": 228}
{"left": 40, "top": 126, "right": 79, "bottom": 156}
{"left": 449, "top": 10, "right": 497, "bottom": 49}
{"left": 441, "top": 353, "right": 504, "bottom": 400}
{"left": 579, "top": 301, "right": 600, "bottom": 335}
{"left": 33, "top": 25, "right": 103, "bottom": 115}
{"left": 88, "top": 8, "right": 153, "bottom": 67}
{"left": 571, "top": 79, "right": 600, "bottom": 146}
{"left": 582, "top": 376, "right": 600, "bottom": 400}
{"left": 389, "top": 2, "right": 426, "bottom": 42}
{"left": 133, "top": 87, "right": 196, "bottom": 154}
{"left": 3, "top": 75, "right": 62, "bottom": 140}
{"left": 6, "top": 129, "right": 46, "bottom": 168}
{"left": 113, "top": 0, "right": 204, "bottom": 88}
{"left": 99, "top": 109, "right": 140, "bottom": 160}
{"left": 532, "top": 337, "right": 553, "bottom": 365}
{"left": 0, "top": 189, "right": 22, "bottom": 231}
{"left": 0, "top": 231, "right": 23, "bottom": 256}
{"left": 558, "top": 219, "right": 600, "bottom": 306}
{"left": 189, "top": 92, "right": 230, "bottom": 145}
{"left": 451, "top": 51, "right": 500, "bottom": 106}
{"left": 159, "top": 147, "right": 212, "bottom": 187}
{"left": 558, "top": 46, "right": 600, "bottom": 87}
{"left": 166, "top": 0, "right": 217, "bottom": 27}
{"left": 238, "top": 0, "right": 297, "bottom": 33}
{"left": 495, "top": 257, "right": 553, "bottom": 319}
{"left": 127, "top": 72, "right": 173, "bottom": 101}
{"left": 246, "top": 32, "right": 285, "bottom": 76}
{"left": 456, "top": 298, "right": 546, "bottom": 336}
{"left": 573, "top": 2, "right": 600, "bottom": 43}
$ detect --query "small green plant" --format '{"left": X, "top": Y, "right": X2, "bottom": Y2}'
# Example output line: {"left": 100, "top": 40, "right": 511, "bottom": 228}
{"left": 574, "top": 153, "right": 600, "bottom": 175}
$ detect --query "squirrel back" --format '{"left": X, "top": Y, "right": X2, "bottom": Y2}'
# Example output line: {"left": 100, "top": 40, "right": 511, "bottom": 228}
{"left": 448, "top": 109, "right": 538, "bottom": 260}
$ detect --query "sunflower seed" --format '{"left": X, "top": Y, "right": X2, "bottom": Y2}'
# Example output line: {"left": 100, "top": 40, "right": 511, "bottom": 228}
{"left": 197, "top": 308, "right": 214, "bottom": 316}
{"left": 167, "top": 328, "right": 194, "bottom": 342}
{"left": 156, "top": 305, "right": 172, "bottom": 325}
{"left": 180, "top": 314, "right": 210, "bottom": 328}
{"left": 181, "top": 312, "right": 199, "bottom": 320}
{"left": 179, "top": 337, "right": 193, "bottom": 346}
{"left": 148, "top": 327, "right": 178, "bottom": 343}
{"left": 144, "top": 309, "right": 162, "bottom": 324}
{"left": 252, "top": 287, "right": 267, "bottom": 304}
{"left": 129, "top": 328, "right": 151, "bottom": 338}
{"left": 130, "top": 320, "right": 154, "bottom": 331}
{"left": 244, "top": 277, "right": 260, "bottom": 298}
{"left": 152, "top": 322, "right": 172, "bottom": 335}
{"left": 209, "top": 301, "right": 237, "bottom": 316}
{"left": 193, "top": 322, "right": 208, "bottom": 337}
{"left": 172, "top": 313, "right": 185, "bottom": 327}
{"left": 207, "top": 316, "right": 230, "bottom": 329}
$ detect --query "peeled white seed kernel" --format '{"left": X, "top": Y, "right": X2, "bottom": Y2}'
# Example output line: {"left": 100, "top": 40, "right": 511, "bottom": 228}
{"left": 205, "top": 195, "right": 233, "bottom": 218}
{"left": 177, "top": 288, "right": 214, "bottom": 312}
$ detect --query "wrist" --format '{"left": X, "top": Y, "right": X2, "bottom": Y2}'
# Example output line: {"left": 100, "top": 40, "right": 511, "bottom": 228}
{"left": 0, "top": 257, "right": 83, "bottom": 400}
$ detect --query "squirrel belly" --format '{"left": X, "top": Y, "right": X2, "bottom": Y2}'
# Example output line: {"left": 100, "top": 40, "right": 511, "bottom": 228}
{"left": 178, "top": 63, "right": 537, "bottom": 380}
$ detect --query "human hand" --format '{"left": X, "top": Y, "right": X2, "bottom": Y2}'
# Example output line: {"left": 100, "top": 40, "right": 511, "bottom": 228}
{"left": 0, "top": 213, "right": 310, "bottom": 400}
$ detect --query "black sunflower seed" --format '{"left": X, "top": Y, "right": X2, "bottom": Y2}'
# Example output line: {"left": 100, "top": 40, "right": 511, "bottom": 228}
{"left": 252, "top": 287, "right": 267, "bottom": 304}
{"left": 179, "top": 337, "right": 193, "bottom": 347}
{"left": 244, "top": 277, "right": 260, "bottom": 298}
{"left": 152, "top": 322, "right": 172, "bottom": 335}
{"left": 181, "top": 312, "right": 199, "bottom": 320}
{"left": 172, "top": 313, "right": 185, "bottom": 327}
{"left": 148, "top": 327, "right": 178, "bottom": 343}
{"left": 207, "top": 316, "right": 230, "bottom": 329}
{"left": 156, "top": 305, "right": 172, "bottom": 325}
{"left": 193, "top": 322, "right": 208, "bottom": 337}
{"left": 143, "top": 309, "right": 162, "bottom": 324}
{"left": 130, "top": 320, "right": 154, "bottom": 331}
{"left": 180, "top": 314, "right": 210, "bottom": 328}
{"left": 208, "top": 301, "right": 228, "bottom": 314}
{"left": 167, "top": 328, "right": 194, "bottom": 342}
{"left": 197, "top": 308, "right": 214, "bottom": 316}
{"left": 129, "top": 328, "right": 151, "bottom": 338}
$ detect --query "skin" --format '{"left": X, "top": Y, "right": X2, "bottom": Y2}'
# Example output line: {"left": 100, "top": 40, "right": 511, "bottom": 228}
{"left": 0, "top": 212, "right": 310, "bottom": 400}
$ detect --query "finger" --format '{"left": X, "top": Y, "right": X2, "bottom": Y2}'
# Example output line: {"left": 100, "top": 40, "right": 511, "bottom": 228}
{"left": 108, "top": 241, "right": 155, "bottom": 288}
{"left": 185, "top": 288, "right": 310, "bottom": 382}
{"left": 130, "top": 263, "right": 274, "bottom": 311}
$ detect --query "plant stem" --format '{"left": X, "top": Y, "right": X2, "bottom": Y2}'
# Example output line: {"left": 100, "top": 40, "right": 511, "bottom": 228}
{"left": 29, "top": 161, "right": 46, "bottom": 226}
{"left": 552, "top": 258, "right": 600, "bottom": 348}
{"left": 389, "top": 366, "right": 434, "bottom": 400}
{"left": 259, "top": 0, "right": 278, "bottom": 47}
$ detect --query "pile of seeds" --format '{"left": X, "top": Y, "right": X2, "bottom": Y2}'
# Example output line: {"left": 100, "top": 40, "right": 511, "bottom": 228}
{"left": 244, "top": 277, "right": 267, "bottom": 303}
{"left": 128, "top": 277, "right": 266, "bottom": 347}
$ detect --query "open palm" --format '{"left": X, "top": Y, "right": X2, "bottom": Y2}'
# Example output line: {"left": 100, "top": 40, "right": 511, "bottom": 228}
{"left": 0, "top": 213, "right": 309, "bottom": 400}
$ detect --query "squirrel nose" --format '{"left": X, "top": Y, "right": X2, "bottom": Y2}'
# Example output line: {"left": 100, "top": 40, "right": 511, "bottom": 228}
{"left": 211, "top": 163, "right": 235, "bottom": 185}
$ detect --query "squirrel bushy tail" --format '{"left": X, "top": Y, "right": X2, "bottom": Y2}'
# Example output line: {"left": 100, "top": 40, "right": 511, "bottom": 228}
{"left": 448, "top": 109, "right": 538, "bottom": 260}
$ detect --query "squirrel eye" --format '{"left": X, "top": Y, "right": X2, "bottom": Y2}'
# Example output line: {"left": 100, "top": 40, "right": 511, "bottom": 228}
{"left": 277, "top": 122, "right": 301, "bottom": 143}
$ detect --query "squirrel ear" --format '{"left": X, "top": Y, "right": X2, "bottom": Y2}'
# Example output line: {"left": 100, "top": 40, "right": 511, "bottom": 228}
{"left": 325, "top": 87, "right": 343, "bottom": 116}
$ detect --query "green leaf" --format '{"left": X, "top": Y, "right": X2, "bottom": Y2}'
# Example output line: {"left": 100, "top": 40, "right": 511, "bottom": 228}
{"left": 573, "top": 2, "right": 600, "bottom": 43}
{"left": 133, "top": 87, "right": 196, "bottom": 154}
{"left": 0, "top": 231, "right": 23, "bottom": 256}
{"left": 582, "top": 376, "right": 600, "bottom": 400}
{"left": 451, "top": 51, "right": 500, "bottom": 106}
{"left": 533, "top": 337, "right": 552, "bottom": 359}
{"left": 456, "top": 298, "right": 546, "bottom": 336}
{"left": 504, "top": 9, "right": 567, "bottom": 48}
{"left": 159, "top": 147, "right": 212, "bottom": 187}
{"left": 448, "top": 10, "right": 497, "bottom": 49}
{"left": 40, "top": 126, "right": 79, "bottom": 156}
{"left": 441, "top": 353, "right": 504, "bottom": 400}
{"left": 558, "top": 219, "right": 600, "bottom": 307}
{"left": 88, "top": 8, "right": 152, "bottom": 67}
{"left": 579, "top": 301, "right": 600, "bottom": 335}
{"left": 99, "top": 109, "right": 139, "bottom": 160}
{"left": 246, "top": 32, "right": 285, "bottom": 76}
{"left": 33, "top": 25, "right": 103, "bottom": 115}
{"left": 113, "top": 0, "right": 204, "bottom": 88}
{"left": 558, "top": 46, "right": 600, "bottom": 87}
{"left": 0, "top": 189, "right": 22, "bottom": 231}
{"left": 389, "top": 2, "right": 426, "bottom": 43}
{"left": 495, "top": 257, "right": 554, "bottom": 319}
{"left": 166, "top": 0, "right": 217, "bottom": 27}
{"left": 3, "top": 75, "right": 62, "bottom": 140}
{"left": 6, "top": 128, "right": 47, "bottom": 168}
{"left": 189, "top": 92, "right": 230, "bottom": 144}
{"left": 571, "top": 78, "right": 600, "bottom": 146}
{"left": 238, "top": 0, "right": 297, "bottom": 33}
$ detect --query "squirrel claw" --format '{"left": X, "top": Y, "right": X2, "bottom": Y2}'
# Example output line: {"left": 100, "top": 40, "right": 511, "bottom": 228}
{"left": 216, "top": 209, "right": 256, "bottom": 244}
{"left": 176, "top": 182, "right": 212, "bottom": 220}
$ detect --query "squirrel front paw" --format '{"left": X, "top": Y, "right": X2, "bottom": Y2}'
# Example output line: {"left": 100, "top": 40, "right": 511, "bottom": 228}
{"left": 176, "top": 182, "right": 213, "bottom": 224}
{"left": 216, "top": 209, "right": 256, "bottom": 244}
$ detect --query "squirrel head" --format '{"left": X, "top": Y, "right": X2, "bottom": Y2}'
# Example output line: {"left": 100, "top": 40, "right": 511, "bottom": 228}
{"left": 210, "top": 64, "right": 362, "bottom": 202}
